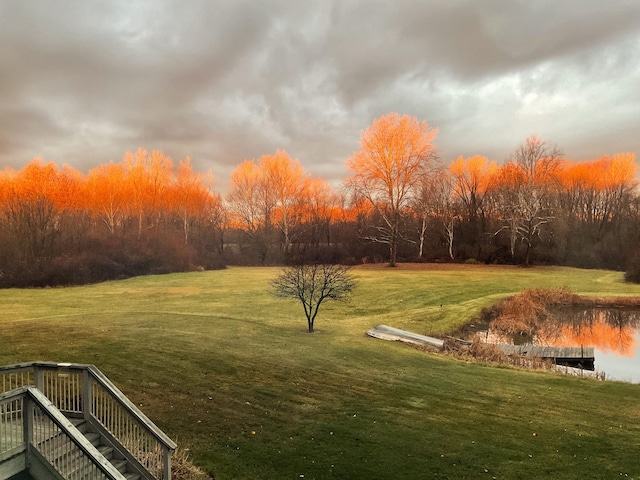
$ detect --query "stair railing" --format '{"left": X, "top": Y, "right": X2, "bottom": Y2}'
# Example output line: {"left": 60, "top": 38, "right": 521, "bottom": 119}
{"left": 1, "top": 386, "right": 127, "bottom": 480}
{"left": 0, "top": 362, "right": 177, "bottom": 480}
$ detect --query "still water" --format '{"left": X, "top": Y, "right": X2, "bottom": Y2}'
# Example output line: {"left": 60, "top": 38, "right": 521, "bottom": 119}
{"left": 482, "top": 307, "right": 640, "bottom": 383}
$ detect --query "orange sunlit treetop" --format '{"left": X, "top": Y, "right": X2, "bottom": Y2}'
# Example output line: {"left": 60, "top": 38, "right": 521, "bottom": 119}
{"left": 546, "top": 319, "right": 638, "bottom": 357}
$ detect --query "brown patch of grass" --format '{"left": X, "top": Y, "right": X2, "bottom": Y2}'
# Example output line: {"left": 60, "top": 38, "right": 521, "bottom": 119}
{"left": 492, "top": 288, "right": 579, "bottom": 335}
{"left": 443, "top": 338, "right": 508, "bottom": 363}
{"left": 444, "top": 337, "right": 554, "bottom": 371}
{"left": 466, "top": 340, "right": 509, "bottom": 362}
{"left": 172, "top": 447, "right": 214, "bottom": 480}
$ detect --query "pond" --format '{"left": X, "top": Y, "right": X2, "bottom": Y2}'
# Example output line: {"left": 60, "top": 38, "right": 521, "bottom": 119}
{"left": 476, "top": 307, "right": 640, "bottom": 383}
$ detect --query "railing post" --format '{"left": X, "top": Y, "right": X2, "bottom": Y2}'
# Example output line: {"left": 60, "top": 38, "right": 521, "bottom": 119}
{"left": 23, "top": 393, "right": 33, "bottom": 470}
{"left": 163, "top": 445, "right": 172, "bottom": 480}
{"left": 82, "top": 369, "right": 92, "bottom": 422}
{"left": 33, "top": 366, "right": 43, "bottom": 391}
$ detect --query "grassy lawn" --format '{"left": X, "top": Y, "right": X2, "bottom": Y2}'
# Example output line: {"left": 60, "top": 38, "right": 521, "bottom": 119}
{"left": 1, "top": 264, "right": 640, "bottom": 479}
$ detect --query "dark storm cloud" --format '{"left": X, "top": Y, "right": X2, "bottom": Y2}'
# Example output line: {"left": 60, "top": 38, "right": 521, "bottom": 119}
{"left": 1, "top": 0, "right": 639, "bottom": 189}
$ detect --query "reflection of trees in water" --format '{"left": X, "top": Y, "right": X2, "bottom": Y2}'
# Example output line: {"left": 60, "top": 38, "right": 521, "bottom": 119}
{"left": 479, "top": 289, "right": 640, "bottom": 356}
{"left": 531, "top": 308, "right": 639, "bottom": 356}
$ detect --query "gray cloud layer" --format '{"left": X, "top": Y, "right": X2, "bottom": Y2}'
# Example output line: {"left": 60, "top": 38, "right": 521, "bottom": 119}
{"left": 1, "top": 0, "right": 639, "bottom": 189}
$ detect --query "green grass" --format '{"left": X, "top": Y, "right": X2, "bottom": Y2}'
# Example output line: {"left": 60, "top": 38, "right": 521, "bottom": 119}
{"left": 2, "top": 264, "right": 640, "bottom": 479}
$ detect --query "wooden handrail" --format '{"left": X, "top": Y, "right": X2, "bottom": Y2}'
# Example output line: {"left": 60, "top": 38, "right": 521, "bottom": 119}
{"left": 1, "top": 386, "right": 127, "bottom": 479}
{"left": 0, "top": 362, "right": 176, "bottom": 450}
{"left": 86, "top": 365, "right": 176, "bottom": 450}
{"left": 1, "top": 361, "right": 176, "bottom": 480}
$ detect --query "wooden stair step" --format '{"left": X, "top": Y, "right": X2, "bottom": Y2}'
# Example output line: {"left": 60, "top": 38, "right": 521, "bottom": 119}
{"left": 60, "top": 413, "right": 150, "bottom": 480}
{"left": 84, "top": 431, "right": 100, "bottom": 446}
{"left": 110, "top": 458, "right": 128, "bottom": 473}
{"left": 97, "top": 444, "right": 114, "bottom": 460}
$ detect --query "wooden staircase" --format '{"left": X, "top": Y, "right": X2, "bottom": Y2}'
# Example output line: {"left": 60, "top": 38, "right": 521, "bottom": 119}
{"left": 1, "top": 362, "right": 177, "bottom": 480}
{"left": 69, "top": 418, "right": 140, "bottom": 480}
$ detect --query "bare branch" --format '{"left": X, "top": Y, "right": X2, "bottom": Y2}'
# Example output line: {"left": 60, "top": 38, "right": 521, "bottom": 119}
{"left": 271, "top": 262, "right": 356, "bottom": 332}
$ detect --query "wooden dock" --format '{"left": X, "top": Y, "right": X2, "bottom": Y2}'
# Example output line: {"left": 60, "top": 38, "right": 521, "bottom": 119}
{"left": 497, "top": 344, "right": 595, "bottom": 370}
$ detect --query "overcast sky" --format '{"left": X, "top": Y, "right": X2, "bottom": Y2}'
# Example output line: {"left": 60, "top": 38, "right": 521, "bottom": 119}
{"left": 1, "top": 0, "right": 640, "bottom": 190}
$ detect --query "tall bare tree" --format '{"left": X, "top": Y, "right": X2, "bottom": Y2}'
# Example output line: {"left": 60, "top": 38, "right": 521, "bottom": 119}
{"left": 412, "top": 169, "right": 459, "bottom": 259}
{"left": 346, "top": 113, "right": 438, "bottom": 266}
{"left": 493, "top": 135, "right": 563, "bottom": 265}
{"left": 449, "top": 155, "right": 495, "bottom": 258}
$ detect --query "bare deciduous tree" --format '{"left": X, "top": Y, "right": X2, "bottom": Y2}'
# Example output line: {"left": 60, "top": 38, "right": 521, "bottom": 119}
{"left": 492, "top": 135, "right": 563, "bottom": 265}
{"left": 271, "top": 262, "right": 356, "bottom": 333}
{"left": 346, "top": 113, "right": 438, "bottom": 266}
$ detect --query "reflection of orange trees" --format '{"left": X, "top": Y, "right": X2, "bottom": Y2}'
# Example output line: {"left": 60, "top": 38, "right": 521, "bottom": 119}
{"left": 483, "top": 289, "right": 640, "bottom": 356}
{"left": 548, "top": 318, "right": 637, "bottom": 357}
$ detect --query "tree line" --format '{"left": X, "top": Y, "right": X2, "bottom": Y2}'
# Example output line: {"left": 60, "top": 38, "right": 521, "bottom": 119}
{"left": 0, "top": 150, "right": 226, "bottom": 286}
{"left": 1, "top": 113, "right": 638, "bottom": 286}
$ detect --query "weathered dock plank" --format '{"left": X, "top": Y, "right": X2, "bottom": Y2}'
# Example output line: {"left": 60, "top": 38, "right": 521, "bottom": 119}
{"left": 497, "top": 345, "right": 594, "bottom": 359}
{"left": 497, "top": 344, "right": 595, "bottom": 370}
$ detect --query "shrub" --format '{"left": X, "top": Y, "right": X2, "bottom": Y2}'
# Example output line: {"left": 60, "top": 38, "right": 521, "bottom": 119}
{"left": 478, "top": 287, "right": 582, "bottom": 335}
{"left": 625, "top": 252, "right": 640, "bottom": 283}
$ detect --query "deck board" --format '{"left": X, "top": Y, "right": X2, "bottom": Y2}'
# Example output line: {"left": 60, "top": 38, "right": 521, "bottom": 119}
{"left": 497, "top": 344, "right": 594, "bottom": 359}
{"left": 497, "top": 344, "right": 595, "bottom": 369}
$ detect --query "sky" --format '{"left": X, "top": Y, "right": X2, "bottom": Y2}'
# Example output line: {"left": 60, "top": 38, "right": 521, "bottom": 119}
{"left": 1, "top": 0, "right": 640, "bottom": 191}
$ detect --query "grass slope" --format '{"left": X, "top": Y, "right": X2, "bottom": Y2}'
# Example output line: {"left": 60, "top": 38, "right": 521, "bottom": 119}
{"left": 1, "top": 264, "right": 640, "bottom": 479}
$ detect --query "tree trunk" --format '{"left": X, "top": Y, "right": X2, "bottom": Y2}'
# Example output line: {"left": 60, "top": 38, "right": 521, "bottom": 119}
{"left": 137, "top": 211, "right": 143, "bottom": 240}
{"left": 447, "top": 219, "right": 454, "bottom": 260}
{"left": 389, "top": 220, "right": 398, "bottom": 267}
{"left": 418, "top": 215, "right": 427, "bottom": 258}
{"left": 524, "top": 243, "right": 531, "bottom": 266}
{"left": 183, "top": 212, "right": 189, "bottom": 245}
{"left": 509, "top": 217, "right": 517, "bottom": 261}
{"left": 389, "top": 241, "right": 397, "bottom": 267}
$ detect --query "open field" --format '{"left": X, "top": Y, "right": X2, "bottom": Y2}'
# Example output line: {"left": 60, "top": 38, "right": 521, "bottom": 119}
{"left": 2, "top": 264, "right": 640, "bottom": 479}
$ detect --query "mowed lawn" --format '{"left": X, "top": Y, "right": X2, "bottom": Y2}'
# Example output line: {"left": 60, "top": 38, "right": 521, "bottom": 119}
{"left": 1, "top": 264, "right": 640, "bottom": 479}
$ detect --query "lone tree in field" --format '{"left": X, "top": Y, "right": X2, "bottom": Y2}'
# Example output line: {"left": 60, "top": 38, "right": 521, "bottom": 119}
{"left": 346, "top": 113, "right": 438, "bottom": 266}
{"left": 271, "top": 262, "right": 356, "bottom": 333}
